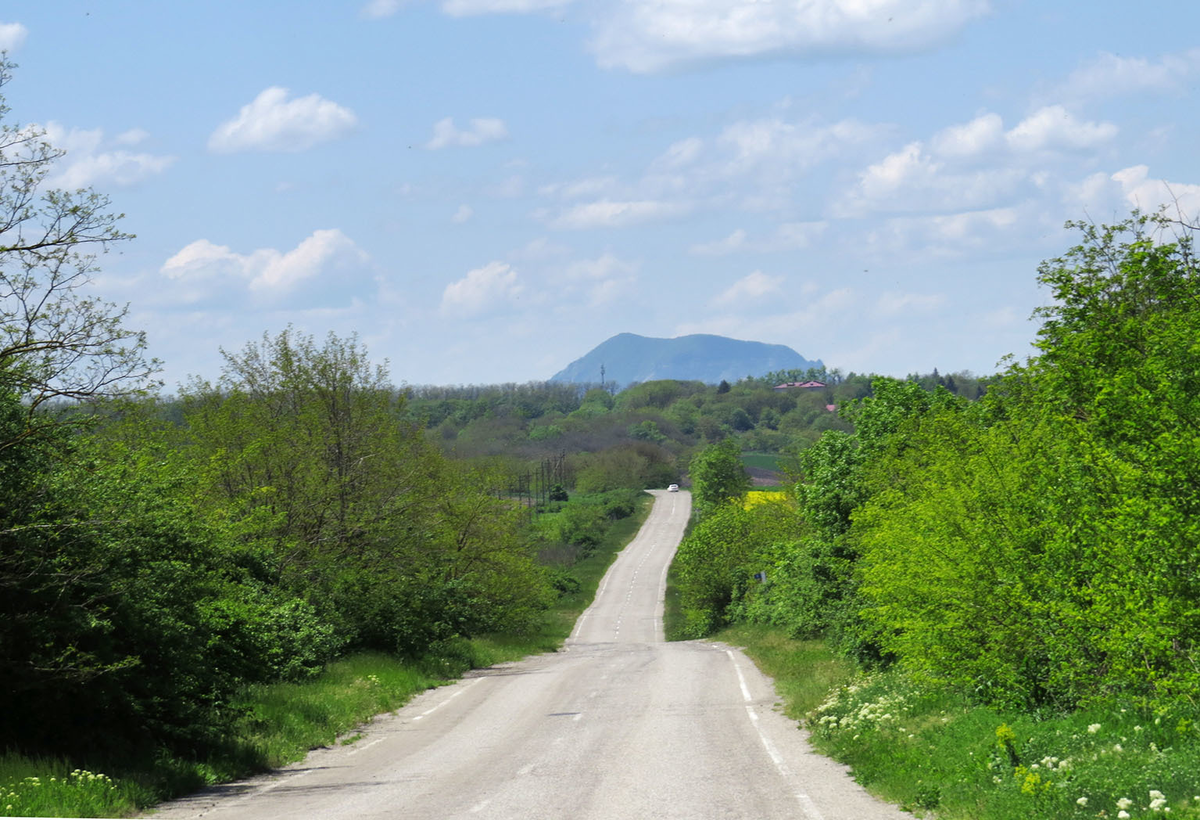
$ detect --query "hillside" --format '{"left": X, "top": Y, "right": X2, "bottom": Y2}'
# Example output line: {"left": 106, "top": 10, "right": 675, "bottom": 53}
{"left": 549, "top": 332, "right": 822, "bottom": 387}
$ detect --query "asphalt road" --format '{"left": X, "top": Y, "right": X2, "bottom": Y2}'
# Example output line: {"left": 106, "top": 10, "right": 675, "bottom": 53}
{"left": 148, "top": 490, "right": 907, "bottom": 819}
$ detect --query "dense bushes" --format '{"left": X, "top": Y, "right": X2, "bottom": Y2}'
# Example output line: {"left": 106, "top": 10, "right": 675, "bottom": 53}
{"left": 0, "top": 397, "right": 332, "bottom": 758}
{"left": 678, "top": 214, "right": 1200, "bottom": 717}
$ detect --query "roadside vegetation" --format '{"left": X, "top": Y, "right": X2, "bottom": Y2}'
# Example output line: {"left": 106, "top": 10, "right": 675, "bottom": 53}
{"left": 671, "top": 213, "right": 1200, "bottom": 818}
{"left": 5, "top": 50, "right": 1196, "bottom": 819}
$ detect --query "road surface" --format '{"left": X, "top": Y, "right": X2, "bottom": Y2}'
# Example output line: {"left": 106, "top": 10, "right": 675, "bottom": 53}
{"left": 148, "top": 489, "right": 907, "bottom": 819}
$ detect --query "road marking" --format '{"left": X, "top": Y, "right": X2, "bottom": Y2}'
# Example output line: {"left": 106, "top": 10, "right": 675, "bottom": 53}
{"left": 345, "top": 736, "right": 386, "bottom": 755}
{"left": 412, "top": 678, "right": 481, "bottom": 722}
{"left": 726, "top": 650, "right": 826, "bottom": 820}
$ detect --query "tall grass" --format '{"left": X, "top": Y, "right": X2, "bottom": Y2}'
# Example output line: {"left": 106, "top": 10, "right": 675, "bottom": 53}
{"left": 0, "top": 756, "right": 143, "bottom": 819}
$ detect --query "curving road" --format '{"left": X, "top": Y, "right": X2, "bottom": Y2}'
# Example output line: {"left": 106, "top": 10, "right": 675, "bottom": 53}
{"left": 148, "top": 490, "right": 907, "bottom": 819}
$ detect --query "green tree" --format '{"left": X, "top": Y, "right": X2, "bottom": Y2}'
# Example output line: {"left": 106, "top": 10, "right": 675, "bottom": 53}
{"left": 0, "top": 59, "right": 155, "bottom": 445}
{"left": 688, "top": 438, "right": 750, "bottom": 518}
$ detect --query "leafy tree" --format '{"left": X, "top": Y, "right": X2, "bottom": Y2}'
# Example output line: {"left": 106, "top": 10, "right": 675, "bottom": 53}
{"left": 181, "top": 329, "right": 549, "bottom": 654}
{"left": 0, "top": 59, "right": 155, "bottom": 446}
{"left": 688, "top": 438, "right": 750, "bottom": 518}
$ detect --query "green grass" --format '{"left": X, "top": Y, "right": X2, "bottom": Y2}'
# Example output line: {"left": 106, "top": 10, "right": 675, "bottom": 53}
{"left": 0, "top": 756, "right": 143, "bottom": 819}
{"left": 717, "top": 623, "right": 1200, "bottom": 819}
{"left": 233, "top": 652, "right": 448, "bottom": 770}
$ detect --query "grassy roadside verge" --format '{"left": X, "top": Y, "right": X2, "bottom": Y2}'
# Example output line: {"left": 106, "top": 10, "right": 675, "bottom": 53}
{"left": 713, "top": 623, "right": 1200, "bottom": 819}
{"left": 0, "top": 493, "right": 654, "bottom": 818}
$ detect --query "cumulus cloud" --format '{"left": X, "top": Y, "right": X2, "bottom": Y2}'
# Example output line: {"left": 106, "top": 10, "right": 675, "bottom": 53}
{"left": 1110, "top": 165, "right": 1200, "bottom": 219}
{"left": 588, "top": 0, "right": 990, "bottom": 73}
{"left": 717, "top": 117, "right": 882, "bottom": 177}
{"left": 452, "top": 204, "right": 474, "bottom": 223}
{"left": 549, "top": 199, "right": 688, "bottom": 229}
{"left": 837, "top": 142, "right": 1022, "bottom": 216}
{"left": 209, "top": 87, "right": 357, "bottom": 153}
{"left": 0, "top": 21, "right": 27, "bottom": 51}
{"left": 161, "top": 229, "right": 369, "bottom": 299}
{"left": 440, "top": 260, "right": 523, "bottom": 316}
{"left": 861, "top": 207, "right": 1025, "bottom": 259}
{"left": 837, "top": 107, "right": 1116, "bottom": 216}
{"left": 564, "top": 252, "right": 639, "bottom": 305}
{"left": 931, "top": 113, "right": 1004, "bottom": 158}
{"left": 713, "top": 270, "right": 783, "bottom": 304}
{"left": 1053, "top": 48, "right": 1200, "bottom": 102}
{"left": 1005, "top": 106, "right": 1117, "bottom": 153}
{"left": 42, "top": 123, "right": 175, "bottom": 188}
{"left": 425, "top": 117, "right": 509, "bottom": 149}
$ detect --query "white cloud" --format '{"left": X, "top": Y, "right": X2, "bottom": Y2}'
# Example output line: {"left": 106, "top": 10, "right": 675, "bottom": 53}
{"left": 442, "top": 0, "right": 573, "bottom": 14}
{"left": 689, "top": 222, "right": 827, "bottom": 255}
{"left": 161, "top": 229, "right": 369, "bottom": 299}
{"left": 511, "top": 236, "right": 571, "bottom": 260}
{"left": 653, "top": 137, "right": 704, "bottom": 171}
{"left": 837, "top": 141, "right": 1022, "bottom": 216}
{"left": 0, "top": 22, "right": 27, "bottom": 51}
{"left": 773, "top": 220, "right": 829, "bottom": 249}
{"left": 360, "top": 0, "right": 409, "bottom": 18}
{"left": 1054, "top": 48, "right": 1200, "bottom": 101}
{"left": 42, "top": 123, "right": 175, "bottom": 188}
{"left": 873, "top": 290, "right": 947, "bottom": 316}
{"left": 589, "top": 0, "right": 989, "bottom": 73}
{"left": 861, "top": 207, "right": 1025, "bottom": 259}
{"left": 452, "top": 204, "right": 474, "bottom": 223}
{"left": 440, "top": 260, "right": 523, "bottom": 317}
{"left": 931, "top": 112, "right": 1004, "bottom": 158}
{"left": 718, "top": 117, "right": 880, "bottom": 176}
{"left": 1111, "top": 165, "right": 1200, "bottom": 220}
{"left": 714, "top": 270, "right": 783, "bottom": 304}
{"left": 564, "top": 252, "right": 637, "bottom": 281}
{"left": 1005, "top": 105, "right": 1117, "bottom": 153}
{"left": 564, "top": 252, "right": 639, "bottom": 305}
{"left": 549, "top": 198, "right": 688, "bottom": 229}
{"left": 539, "top": 175, "right": 620, "bottom": 200}
{"left": 208, "top": 87, "right": 357, "bottom": 153}
{"left": 425, "top": 117, "right": 509, "bottom": 149}
{"left": 690, "top": 229, "right": 747, "bottom": 256}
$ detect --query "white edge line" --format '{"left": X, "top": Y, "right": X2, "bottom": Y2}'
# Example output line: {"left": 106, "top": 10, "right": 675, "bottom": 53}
{"left": 726, "top": 650, "right": 826, "bottom": 820}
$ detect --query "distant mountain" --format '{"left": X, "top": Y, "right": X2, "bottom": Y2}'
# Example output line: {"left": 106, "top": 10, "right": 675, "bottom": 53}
{"left": 549, "top": 333, "right": 822, "bottom": 387}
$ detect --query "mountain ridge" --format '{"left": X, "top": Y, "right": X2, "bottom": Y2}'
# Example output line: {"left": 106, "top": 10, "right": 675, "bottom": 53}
{"left": 549, "top": 332, "right": 822, "bottom": 387}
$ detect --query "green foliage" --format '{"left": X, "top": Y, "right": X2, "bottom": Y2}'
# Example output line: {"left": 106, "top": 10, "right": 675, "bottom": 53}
{"left": 180, "top": 329, "right": 551, "bottom": 658}
{"left": 848, "top": 216, "right": 1200, "bottom": 711}
{"left": 570, "top": 441, "right": 677, "bottom": 492}
{"left": 673, "top": 501, "right": 800, "bottom": 637}
{"left": 688, "top": 438, "right": 750, "bottom": 518}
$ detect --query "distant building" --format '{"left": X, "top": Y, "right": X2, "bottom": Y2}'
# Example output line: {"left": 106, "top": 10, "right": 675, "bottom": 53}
{"left": 773, "top": 380, "right": 826, "bottom": 391}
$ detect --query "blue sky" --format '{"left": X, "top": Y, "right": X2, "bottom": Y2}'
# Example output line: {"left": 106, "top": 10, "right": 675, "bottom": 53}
{"left": 3, "top": 2, "right": 1198, "bottom": 389}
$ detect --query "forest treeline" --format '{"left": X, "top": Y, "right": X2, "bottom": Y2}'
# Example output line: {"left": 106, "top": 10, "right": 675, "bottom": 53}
{"left": 675, "top": 213, "right": 1200, "bottom": 716}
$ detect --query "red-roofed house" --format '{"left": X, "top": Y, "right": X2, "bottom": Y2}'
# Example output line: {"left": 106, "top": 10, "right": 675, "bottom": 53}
{"left": 773, "top": 380, "right": 827, "bottom": 391}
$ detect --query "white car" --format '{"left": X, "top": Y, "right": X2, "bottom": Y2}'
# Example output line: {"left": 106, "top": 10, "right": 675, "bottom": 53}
{"left": 667, "top": 484, "right": 679, "bottom": 492}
